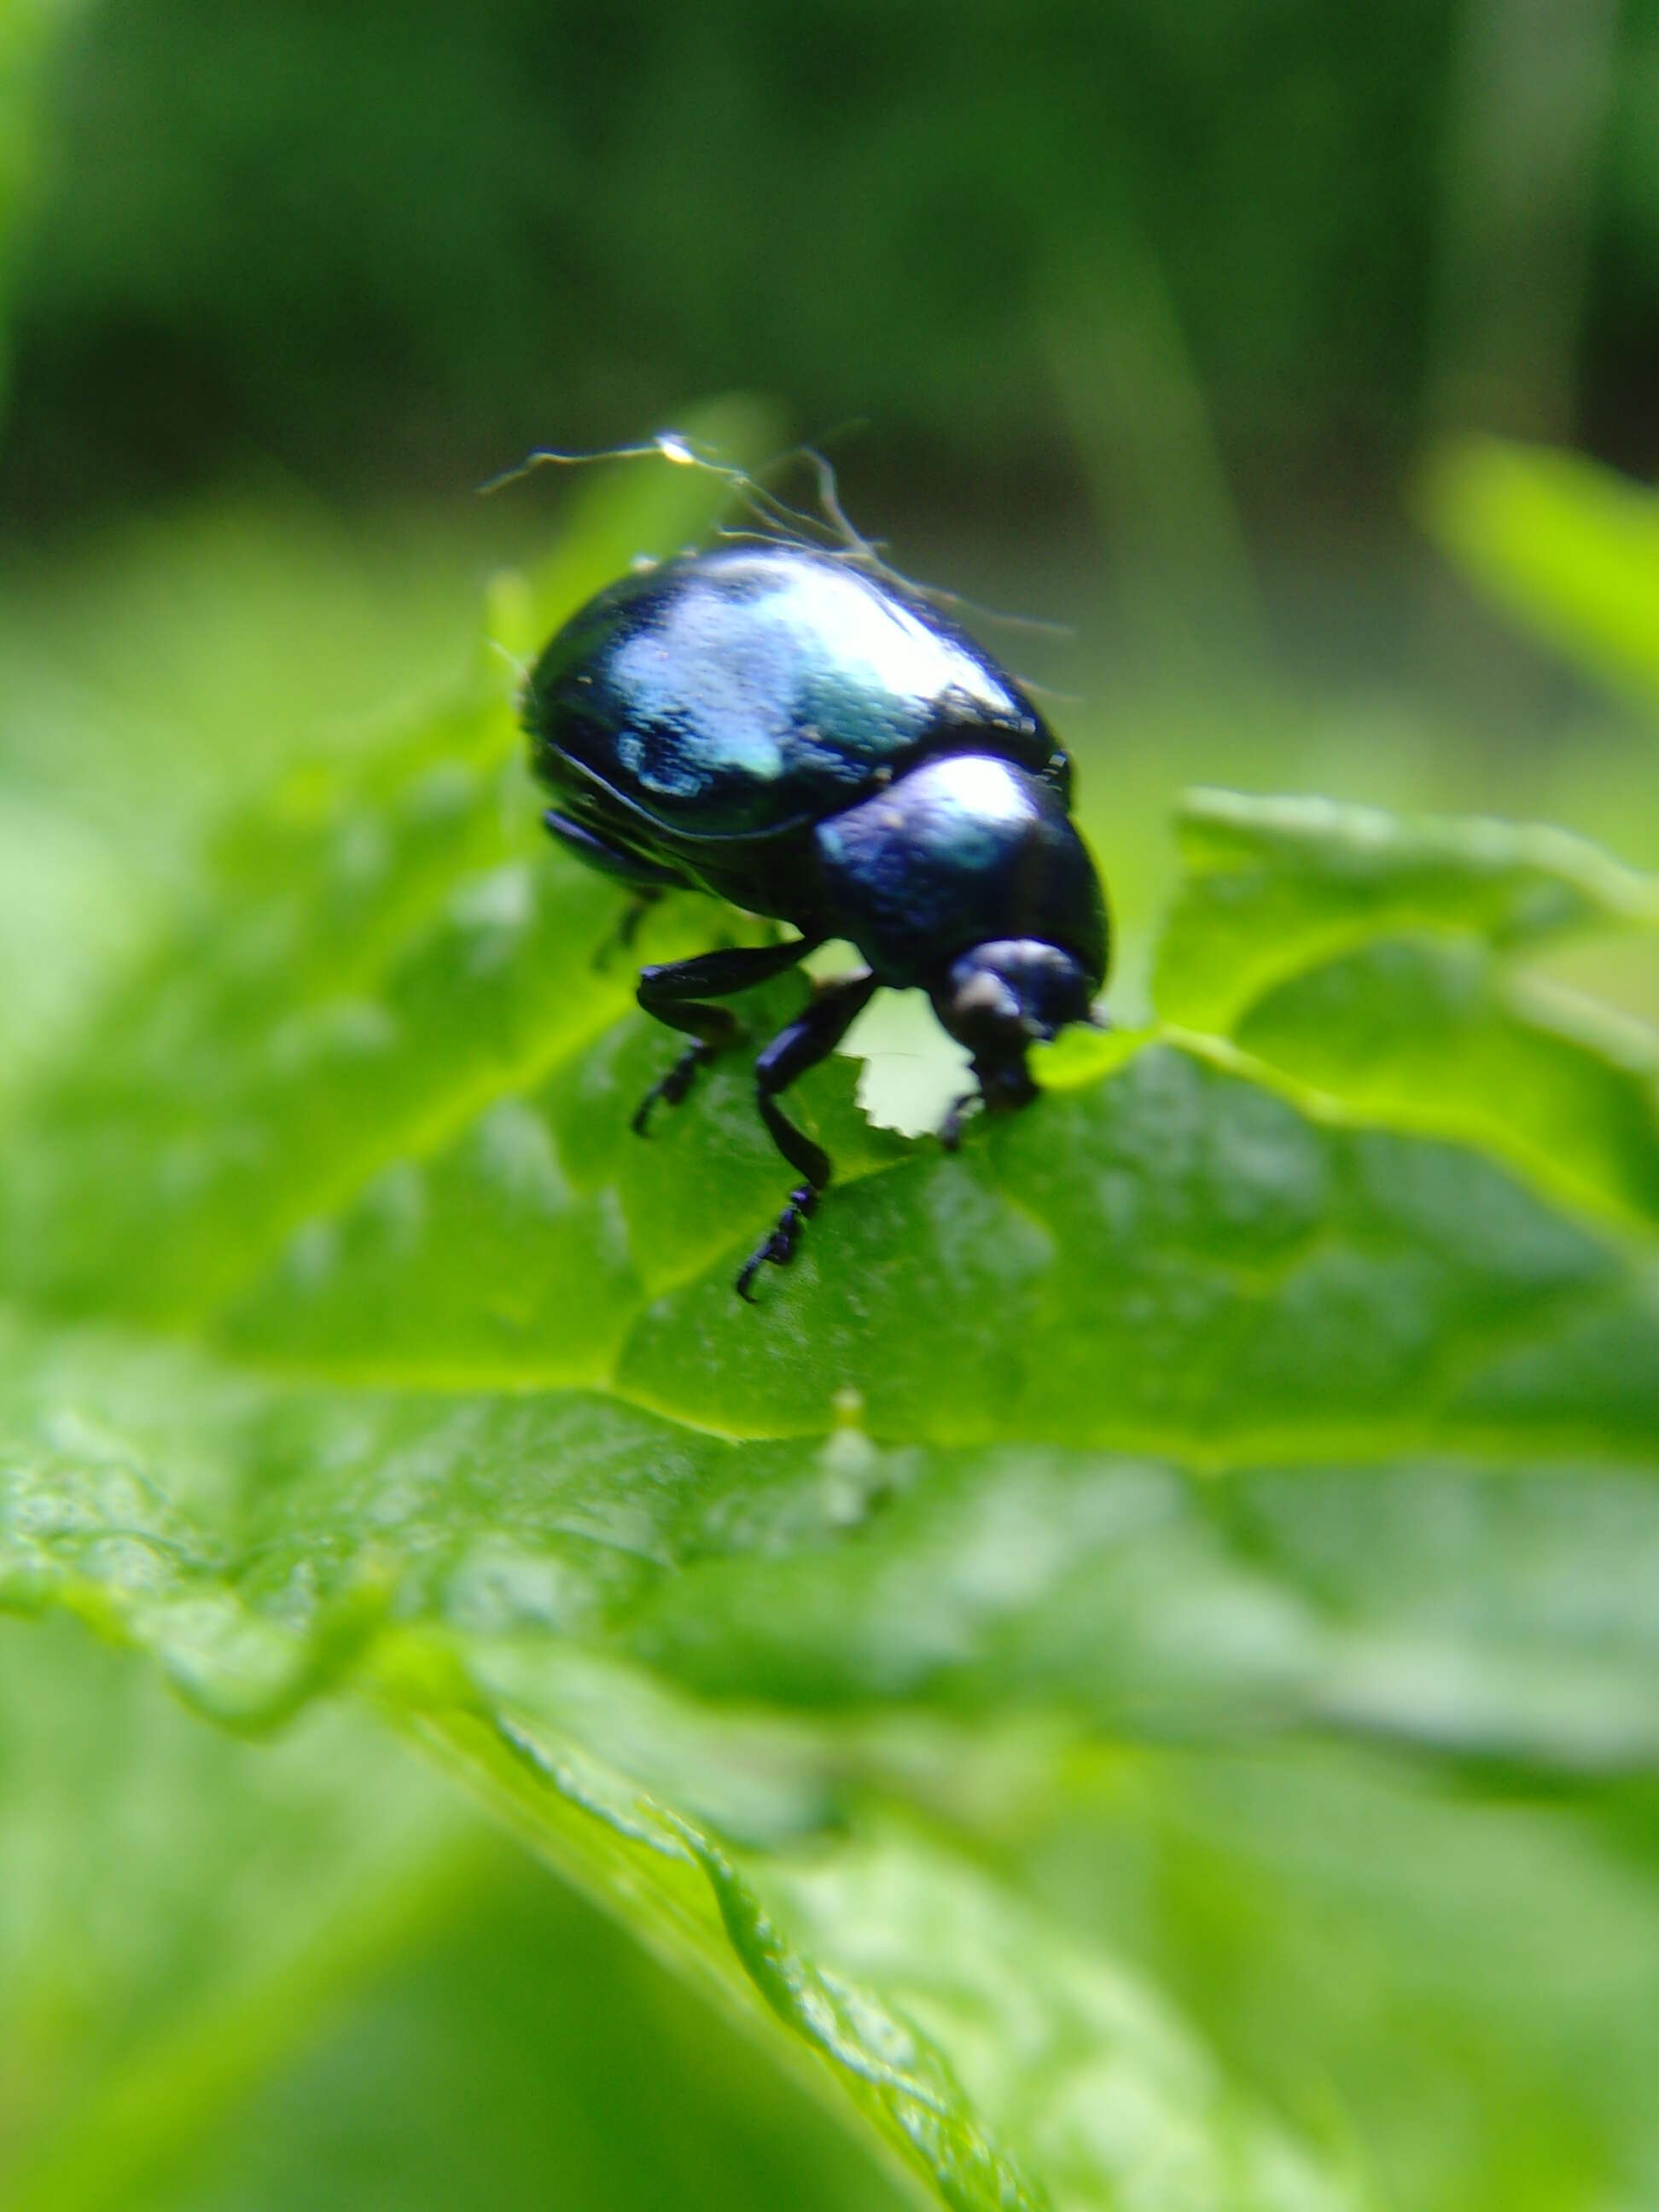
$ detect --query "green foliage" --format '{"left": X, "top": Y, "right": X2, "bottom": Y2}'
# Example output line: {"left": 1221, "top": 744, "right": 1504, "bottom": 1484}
{"left": 0, "top": 0, "right": 82, "bottom": 399}
{"left": 0, "top": 0, "right": 1583, "bottom": 500}
{"left": 3, "top": 459, "right": 1659, "bottom": 2210}
{"left": 1422, "top": 438, "right": 1659, "bottom": 707}
{"left": 0, "top": 1618, "right": 903, "bottom": 2212}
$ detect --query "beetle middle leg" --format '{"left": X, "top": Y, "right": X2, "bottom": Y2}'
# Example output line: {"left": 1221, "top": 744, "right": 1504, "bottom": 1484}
{"left": 736, "top": 969, "right": 879, "bottom": 1301}
{"left": 632, "top": 935, "right": 823, "bottom": 1134}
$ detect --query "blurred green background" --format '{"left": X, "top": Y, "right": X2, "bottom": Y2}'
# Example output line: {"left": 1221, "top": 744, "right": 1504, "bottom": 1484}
{"left": 3, "top": 3, "right": 1658, "bottom": 2208}
{"left": 5, "top": 0, "right": 1659, "bottom": 1020}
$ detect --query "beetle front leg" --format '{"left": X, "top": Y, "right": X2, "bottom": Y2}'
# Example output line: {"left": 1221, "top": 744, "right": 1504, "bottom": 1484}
{"left": 736, "top": 969, "right": 879, "bottom": 1301}
{"left": 938, "top": 1087, "right": 980, "bottom": 1150}
{"left": 591, "top": 889, "right": 663, "bottom": 973}
{"left": 632, "top": 936, "right": 822, "bottom": 1134}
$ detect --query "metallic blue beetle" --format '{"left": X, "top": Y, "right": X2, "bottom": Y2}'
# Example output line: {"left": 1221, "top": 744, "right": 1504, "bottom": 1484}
{"left": 523, "top": 540, "right": 1109, "bottom": 1299}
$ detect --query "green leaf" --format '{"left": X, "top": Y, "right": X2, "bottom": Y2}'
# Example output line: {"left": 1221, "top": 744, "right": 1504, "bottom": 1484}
{"left": 0, "top": 0, "right": 84, "bottom": 376}
{"left": 1010, "top": 1742, "right": 1659, "bottom": 2212}
{"left": 0, "top": 1613, "right": 475, "bottom": 2212}
{"left": 1156, "top": 787, "right": 1659, "bottom": 1034}
{"left": 0, "top": 1322, "right": 1367, "bottom": 2209}
{"left": 0, "top": 1618, "right": 911, "bottom": 2212}
{"left": 1419, "top": 436, "right": 1659, "bottom": 706}
{"left": 5, "top": 478, "right": 1659, "bottom": 2209}
{"left": 1157, "top": 789, "right": 1659, "bottom": 1234}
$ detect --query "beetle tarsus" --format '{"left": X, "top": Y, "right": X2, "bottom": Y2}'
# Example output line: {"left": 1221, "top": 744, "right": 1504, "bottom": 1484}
{"left": 630, "top": 937, "right": 823, "bottom": 1138}
{"left": 736, "top": 1185, "right": 818, "bottom": 1301}
{"left": 632, "top": 1039, "right": 713, "bottom": 1134}
{"left": 731, "top": 969, "right": 878, "bottom": 1302}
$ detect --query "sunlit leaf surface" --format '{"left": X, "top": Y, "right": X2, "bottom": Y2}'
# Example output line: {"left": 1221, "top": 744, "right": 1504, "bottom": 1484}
{"left": 3, "top": 465, "right": 1658, "bottom": 2210}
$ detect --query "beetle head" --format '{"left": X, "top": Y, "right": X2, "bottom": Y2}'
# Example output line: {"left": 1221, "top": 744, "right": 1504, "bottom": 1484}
{"left": 931, "top": 938, "right": 1101, "bottom": 1110}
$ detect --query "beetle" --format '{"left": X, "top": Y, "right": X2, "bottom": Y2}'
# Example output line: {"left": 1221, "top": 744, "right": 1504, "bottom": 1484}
{"left": 521, "top": 539, "right": 1109, "bottom": 1300}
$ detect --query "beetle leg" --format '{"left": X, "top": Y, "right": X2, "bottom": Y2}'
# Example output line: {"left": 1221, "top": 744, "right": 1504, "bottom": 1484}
{"left": 544, "top": 809, "right": 687, "bottom": 889}
{"left": 736, "top": 969, "right": 879, "bottom": 1301}
{"left": 735, "top": 1186, "right": 818, "bottom": 1303}
{"left": 591, "top": 890, "right": 663, "bottom": 972}
{"left": 543, "top": 811, "right": 688, "bottom": 970}
{"left": 632, "top": 936, "right": 823, "bottom": 1134}
{"left": 938, "top": 1088, "right": 980, "bottom": 1151}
